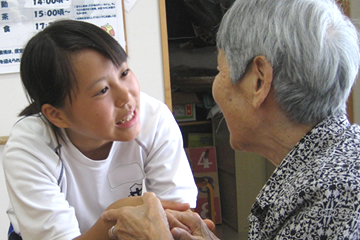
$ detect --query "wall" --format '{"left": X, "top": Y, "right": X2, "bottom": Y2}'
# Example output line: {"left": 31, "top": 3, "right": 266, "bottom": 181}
{"left": 0, "top": 0, "right": 165, "bottom": 237}
{"left": 0, "top": 145, "right": 7, "bottom": 238}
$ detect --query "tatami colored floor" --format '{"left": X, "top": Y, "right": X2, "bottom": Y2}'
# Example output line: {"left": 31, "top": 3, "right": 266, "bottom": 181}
{"left": 215, "top": 223, "right": 243, "bottom": 240}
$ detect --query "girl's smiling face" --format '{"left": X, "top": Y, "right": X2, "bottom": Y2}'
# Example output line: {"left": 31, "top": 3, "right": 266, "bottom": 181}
{"left": 60, "top": 49, "right": 141, "bottom": 153}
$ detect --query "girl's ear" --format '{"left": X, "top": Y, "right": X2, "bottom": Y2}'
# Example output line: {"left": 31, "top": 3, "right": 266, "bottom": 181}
{"left": 41, "top": 104, "right": 70, "bottom": 128}
{"left": 251, "top": 56, "right": 273, "bottom": 108}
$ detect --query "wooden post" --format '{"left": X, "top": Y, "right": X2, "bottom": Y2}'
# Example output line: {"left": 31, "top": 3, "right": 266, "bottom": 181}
{"left": 158, "top": 0, "right": 172, "bottom": 111}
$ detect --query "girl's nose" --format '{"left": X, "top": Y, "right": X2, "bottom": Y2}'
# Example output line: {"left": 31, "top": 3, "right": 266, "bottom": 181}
{"left": 114, "top": 83, "right": 130, "bottom": 108}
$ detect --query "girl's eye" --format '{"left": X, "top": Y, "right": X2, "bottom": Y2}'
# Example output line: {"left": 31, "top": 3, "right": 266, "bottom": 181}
{"left": 121, "top": 69, "right": 130, "bottom": 78}
{"left": 96, "top": 86, "right": 109, "bottom": 96}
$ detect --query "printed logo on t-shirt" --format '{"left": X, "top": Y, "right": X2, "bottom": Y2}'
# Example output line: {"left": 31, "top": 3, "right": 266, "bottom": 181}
{"left": 129, "top": 183, "right": 142, "bottom": 196}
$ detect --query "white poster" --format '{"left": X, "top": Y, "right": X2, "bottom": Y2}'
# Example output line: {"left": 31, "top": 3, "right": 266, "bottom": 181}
{"left": 124, "top": 0, "right": 137, "bottom": 12}
{"left": 0, "top": 0, "right": 125, "bottom": 74}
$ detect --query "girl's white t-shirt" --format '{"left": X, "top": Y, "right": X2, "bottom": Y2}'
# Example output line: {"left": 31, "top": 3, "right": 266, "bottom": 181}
{"left": 3, "top": 92, "right": 197, "bottom": 240}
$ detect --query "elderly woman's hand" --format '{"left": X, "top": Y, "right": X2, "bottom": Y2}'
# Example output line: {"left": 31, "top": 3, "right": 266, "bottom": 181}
{"left": 101, "top": 192, "right": 191, "bottom": 240}
{"left": 166, "top": 209, "right": 219, "bottom": 240}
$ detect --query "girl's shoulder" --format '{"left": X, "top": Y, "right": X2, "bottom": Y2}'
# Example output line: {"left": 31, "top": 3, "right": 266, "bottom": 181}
{"left": 139, "top": 92, "right": 175, "bottom": 126}
{"left": 136, "top": 92, "right": 180, "bottom": 143}
{"left": 3, "top": 115, "right": 63, "bottom": 185}
{"left": 140, "top": 92, "right": 168, "bottom": 111}
{"left": 7, "top": 114, "right": 58, "bottom": 150}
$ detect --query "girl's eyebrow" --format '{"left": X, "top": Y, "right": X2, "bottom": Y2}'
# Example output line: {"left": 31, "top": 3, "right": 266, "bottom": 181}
{"left": 119, "top": 62, "right": 128, "bottom": 69}
{"left": 85, "top": 61, "right": 128, "bottom": 91}
{"left": 86, "top": 77, "right": 106, "bottom": 91}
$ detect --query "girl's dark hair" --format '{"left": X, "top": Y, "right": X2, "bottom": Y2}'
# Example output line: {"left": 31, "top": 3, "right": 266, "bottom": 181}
{"left": 19, "top": 19, "right": 127, "bottom": 137}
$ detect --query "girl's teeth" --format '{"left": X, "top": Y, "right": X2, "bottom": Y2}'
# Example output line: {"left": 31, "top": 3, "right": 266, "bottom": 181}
{"left": 119, "top": 112, "right": 134, "bottom": 124}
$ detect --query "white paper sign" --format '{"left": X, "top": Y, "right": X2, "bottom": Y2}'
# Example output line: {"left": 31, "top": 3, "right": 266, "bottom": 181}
{"left": 0, "top": 0, "right": 126, "bottom": 74}
{"left": 123, "top": 0, "right": 136, "bottom": 12}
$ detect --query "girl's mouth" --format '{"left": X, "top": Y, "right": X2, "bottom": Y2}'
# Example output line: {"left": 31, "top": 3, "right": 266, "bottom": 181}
{"left": 117, "top": 111, "right": 135, "bottom": 124}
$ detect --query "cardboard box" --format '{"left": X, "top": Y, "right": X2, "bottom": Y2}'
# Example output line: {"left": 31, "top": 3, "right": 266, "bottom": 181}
{"left": 185, "top": 147, "right": 222, "bottom": 224}
{"left": 188, "top": 133, "right": 213, "bottom": 148}
{"left": 195, "top": 196, "right": 222, "bottom": 224}
{"left": 173, "top": 104, "right": 196, "bottom": 122}
{"left": 186, "top": 147, "right": 218, "bottom": 173}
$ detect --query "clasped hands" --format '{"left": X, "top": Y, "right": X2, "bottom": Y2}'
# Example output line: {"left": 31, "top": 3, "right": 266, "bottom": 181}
{"left": 101, "top": 192, "right": 219, "bottom": 240}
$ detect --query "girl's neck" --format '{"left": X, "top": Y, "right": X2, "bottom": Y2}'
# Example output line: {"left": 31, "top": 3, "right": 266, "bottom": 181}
{"left": 80, "top": 141, "right": 113, "bottom": 160}
{"left": 64, "top": 129, "right": 113, "bottom": 160}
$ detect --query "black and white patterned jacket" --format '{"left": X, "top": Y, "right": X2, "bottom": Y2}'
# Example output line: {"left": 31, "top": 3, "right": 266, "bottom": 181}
{"left": 249, "top": 114, "right": 360, "bottom": 239}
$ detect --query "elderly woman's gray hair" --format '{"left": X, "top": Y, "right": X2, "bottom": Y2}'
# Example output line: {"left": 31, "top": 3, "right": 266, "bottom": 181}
{"left": 217, "top": 0, "right": 360, "bottom": 125}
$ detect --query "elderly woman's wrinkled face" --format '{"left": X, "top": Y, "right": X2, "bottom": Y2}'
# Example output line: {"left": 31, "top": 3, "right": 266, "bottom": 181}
{"left": 212, "top": 49, "right": 255, "bottom": 151}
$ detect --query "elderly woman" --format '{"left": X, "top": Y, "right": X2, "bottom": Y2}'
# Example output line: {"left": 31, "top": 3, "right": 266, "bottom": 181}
{"left": 102, "top": 0, "right": 360, "bottom": 239}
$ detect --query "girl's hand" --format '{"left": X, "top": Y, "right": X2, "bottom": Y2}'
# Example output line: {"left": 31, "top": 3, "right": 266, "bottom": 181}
{"left": 102, "top": 192, "right": 190, "bottom": 240}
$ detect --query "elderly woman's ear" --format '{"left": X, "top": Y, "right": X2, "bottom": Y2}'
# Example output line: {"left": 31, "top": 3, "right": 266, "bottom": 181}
{"left": 251, "top": 56, "right": 273, "bottom": 108}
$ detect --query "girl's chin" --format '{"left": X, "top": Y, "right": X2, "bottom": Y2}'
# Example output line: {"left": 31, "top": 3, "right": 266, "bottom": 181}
{"left": 114, "top": 125, "right": 141, "bottom": 142}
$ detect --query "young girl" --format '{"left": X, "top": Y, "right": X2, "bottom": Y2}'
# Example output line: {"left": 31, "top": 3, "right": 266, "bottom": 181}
{"left": 3, "top": 19, "right": 197, "bottom": 240}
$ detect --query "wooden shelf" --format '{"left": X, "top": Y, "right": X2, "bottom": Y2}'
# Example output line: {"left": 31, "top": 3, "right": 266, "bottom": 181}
{"left": 178, "top": 120, "right": 212, "bottom": 127}
{"left": 0, "top": 136, "right": 9, "bottom": 145}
